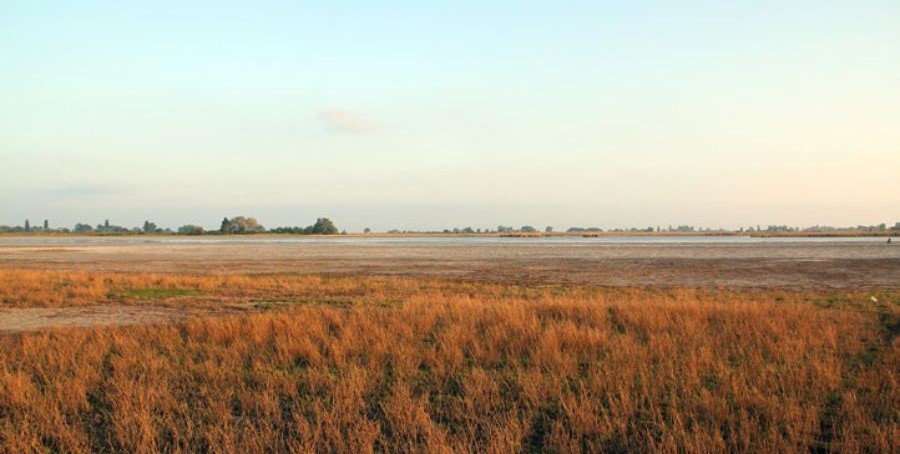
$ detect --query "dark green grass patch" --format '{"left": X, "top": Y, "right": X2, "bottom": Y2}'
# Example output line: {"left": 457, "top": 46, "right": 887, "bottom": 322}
{"left": 110, "top": 288, "right": 202, "bottom": 300}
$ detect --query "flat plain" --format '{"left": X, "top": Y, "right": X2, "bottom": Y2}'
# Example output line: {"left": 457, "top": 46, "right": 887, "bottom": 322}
{"left": 0, "top": 236, "right": 897, "bottom": 453}
{"left": 1, "top": 236, "right": 898, "bottom": 289}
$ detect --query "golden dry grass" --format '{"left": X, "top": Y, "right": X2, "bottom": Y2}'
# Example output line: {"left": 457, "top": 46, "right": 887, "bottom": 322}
{"left": 0, "top": 269, "right": 897, "bottom": 453}
{"left": 0, "top": 269, "right": 820, "bottom": 309}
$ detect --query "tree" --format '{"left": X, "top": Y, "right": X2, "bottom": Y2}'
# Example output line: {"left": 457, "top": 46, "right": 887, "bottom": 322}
{"left": 178, "top": 225, "right": 204, "bottom": 235}
{"left": 309, "top": 218, "right": 338, "bottom": 235}
{"left": 43, "top": 220, "right": 49, "bottom": 230}
{"left": 220, "top": 216, "right": 265, "bottom": 234}
{"left": 24, "top": 220, "right": 30, "bottom": 232}
{"left": 364, "top": 227, "right": 371, "bottom": 234}
{"left": 104, "top": 219, "right": 110, "bottom": 228}
{"left": 74, "top": 223, "right": 94, "bottom": 233}
{"left": 520, "top": 226, "right": 537, "bottom": 233}
{"left": 143, "top": 221, "right": 159, "bottom": 233}
{"left": 545, "top": 226, "right": 553, "bottom": 233}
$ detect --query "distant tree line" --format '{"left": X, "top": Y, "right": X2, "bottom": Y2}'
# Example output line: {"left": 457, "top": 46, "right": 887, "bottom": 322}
{"left": 219, "top": 216, "right": 265, "bottom": 234}
{"left": 1, "top": 219, "right": 898, "bottom": 236}
{"left": 0, "top": 216, "right": 342, "bottom": 236}
{"left": 216, "top": 216, "right": 342, "bottom": 235}
{"left": 177, "top": 225, "right": 204, "bottom": 235}
{"left": 269, "top": 218, "right": 339, "bottom": 235}
{"left": 217, "top": 216, "right": 342, "bottom": 235}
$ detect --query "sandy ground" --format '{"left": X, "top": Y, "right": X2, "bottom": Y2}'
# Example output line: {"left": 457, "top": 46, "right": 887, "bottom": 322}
{"left": 0, "top": 302, "right": 261, "bottom": 333}
{"left": 0, "top": 305, "right": 190, "bottom": 333}
{"left": 1, "top": 238, "right": 897, "bottom": 332}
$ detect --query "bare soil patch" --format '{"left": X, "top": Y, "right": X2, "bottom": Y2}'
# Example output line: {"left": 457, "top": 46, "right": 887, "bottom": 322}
{"left": 0, "top": 303, "right": 254, "bottom": 333}
{"left": 0, "top": 239, "right": 896, "bottom": 290}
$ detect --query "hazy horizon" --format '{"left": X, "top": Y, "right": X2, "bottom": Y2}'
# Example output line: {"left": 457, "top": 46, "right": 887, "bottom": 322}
{"left": 3, "top": 1, "right": 899, "bottom": 231}
{"left": 1, "top": 209, "right": 898, "bottom": 234}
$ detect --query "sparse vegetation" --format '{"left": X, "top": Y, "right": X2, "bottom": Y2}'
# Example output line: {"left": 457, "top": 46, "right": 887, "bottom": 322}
{"left": 0, "top": 269, "right": 896, "bottom": 452}
{"left": 109, "top": 287, "right": 202, "bottom": 300}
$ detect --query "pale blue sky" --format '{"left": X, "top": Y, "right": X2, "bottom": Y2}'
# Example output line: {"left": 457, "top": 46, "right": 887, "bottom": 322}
{"left": 2, "top": 1, "right": 898, "bottom": 231}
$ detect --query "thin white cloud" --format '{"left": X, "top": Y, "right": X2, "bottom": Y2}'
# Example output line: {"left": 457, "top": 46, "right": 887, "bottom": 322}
{"left": 319, "top": 109, "right": 375, "bottom": 134}
{"left": 45, "top": 184, "right": 126, "bottom": 198}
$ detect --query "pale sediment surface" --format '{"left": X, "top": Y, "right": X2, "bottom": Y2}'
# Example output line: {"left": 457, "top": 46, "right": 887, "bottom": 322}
{"left": 1, "top": 236, "right": 897, "bottom": 290}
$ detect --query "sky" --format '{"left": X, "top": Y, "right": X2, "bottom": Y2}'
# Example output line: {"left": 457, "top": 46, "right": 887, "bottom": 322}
{"left": 2, "top": 1, "right": 898, "bottom": 232}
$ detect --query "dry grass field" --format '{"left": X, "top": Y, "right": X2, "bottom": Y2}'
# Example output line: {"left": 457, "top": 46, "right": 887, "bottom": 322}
{"left": 0, "top": 269, "right": 897, "bottom": 453}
